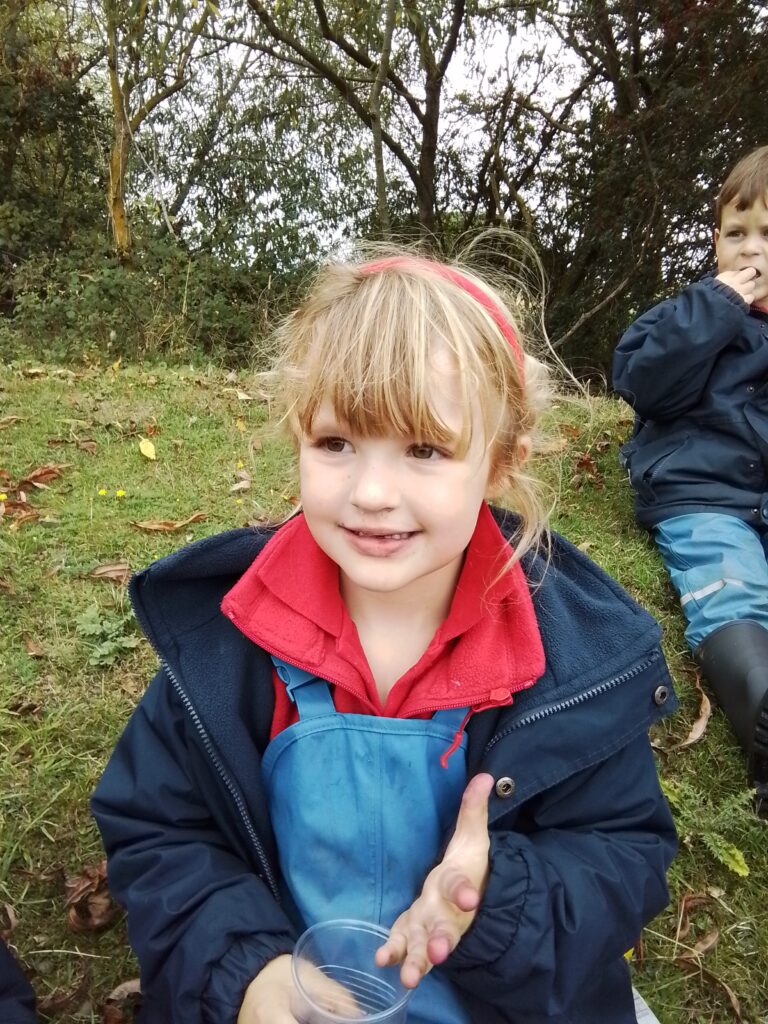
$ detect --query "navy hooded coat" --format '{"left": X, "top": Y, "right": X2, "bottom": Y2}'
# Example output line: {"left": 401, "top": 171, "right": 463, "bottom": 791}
{"left": 92, "top": 510, "right": 677, "bottom": 1024}
{"left": 612, "top": 275, "right": 768, "bottom": 529}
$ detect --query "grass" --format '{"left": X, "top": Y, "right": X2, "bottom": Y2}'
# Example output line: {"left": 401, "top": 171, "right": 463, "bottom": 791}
{"left": 1, "top": 362, "right": 766, "bottom": 1023}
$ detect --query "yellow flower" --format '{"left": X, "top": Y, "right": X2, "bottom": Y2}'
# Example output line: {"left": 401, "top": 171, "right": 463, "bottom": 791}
{"left": 116, "top": 489, "right": 126, "bottom": 498}
{"left": 0, "top": 493, "right": 7, "bottom": 501}
{"left": 235, "top": 498, "right": 243, "bottom": 505}
{"left": 236, "top": 459, "right": 244, "bottom": 469}
{"left": 98, "top": 488, "right": 107, "bottom": 496}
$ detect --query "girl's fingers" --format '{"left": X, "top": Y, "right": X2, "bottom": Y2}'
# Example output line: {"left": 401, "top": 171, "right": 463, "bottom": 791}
{"left": 452, "top": 773, "right": 494, "bottom": 841}
{"left": 426, "top": 924, "right": 457, "bottom": 965}
{"left": 399, "top": 923, "right": 430, "bottom": 988}
{"left": 375, "top": 927, "right": 408, "bottom": 967}
{"left": 445, "top": 872, "right": 481, "bottom": 912}
{"left": 303, "top": 967, "right": 364, "bottom": 1019}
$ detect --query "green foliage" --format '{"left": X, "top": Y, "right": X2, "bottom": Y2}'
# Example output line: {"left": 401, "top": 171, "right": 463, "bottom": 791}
{"left": 75, "top": 602, "right": 141, "bottom": 667}
{"left": 0, "top": 0, "right": 105, "bottom": 267}
{"left": 661, "top": 777, "right": 753, "bottom": 878}
{"left": 2, "top": 235, "right": 292, "bottom": 364}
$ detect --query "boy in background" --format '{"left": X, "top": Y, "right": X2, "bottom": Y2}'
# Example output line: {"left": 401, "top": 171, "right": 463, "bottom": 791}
{"left": 612, "top": 145, "right": 768, "bottom": 815}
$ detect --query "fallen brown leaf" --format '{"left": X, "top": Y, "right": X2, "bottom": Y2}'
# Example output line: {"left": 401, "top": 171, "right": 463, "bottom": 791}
{"left": 131, "top": 512, "right": 207, "bottom": 533}
{"left": 37, "top": 967, "right": 91, "bottom": 1017}
{"left": 0, "top": 416, "right": 22, "bottom": 429}
{"left": 19, "top": 463, "right": 70, "bottom": 489}
{"left": 0, "top": 903, "right": 18, "bottom": 941}
{"left": 675, "top": 959, "right": 742, "bottom": 1019}
{"left": 229, "top": 479, "right": 251, "bottom": 493}
{"left": 666, "top": 673, "right": 711, "bottom": 750}
{"left": 9, "top": 510, "right": 40, "bottom": 530}
{"left": 47, "top": 437, "right": 98, "bottom": 455}
{"left": 23, "top": 637, "right": 46, "bottom": 658}
{"left": 1, "top": 498, "right": 34, "bottom": 515}
{"left": 687, "top": 927, "right": 719, "bottom": 957}
{"left": 101, "top": 978, "right": 142, "bottom": 1024}
{"left": 675, "top": 893, "right": 714, "bottom": 942}
{"left": 8, "top": 700, "right": 42, "bottom": 718}
{"left": 90, "top": 562, "right": 131, "bottom": 585}
{"left": 21, "top": 367, "right": 46, "bottom": 378}
{"left": 0, "top": 577, "right": 16, "bottom": 596}
{"left": 64, "top": 860, "right": 120, "bottom": 933}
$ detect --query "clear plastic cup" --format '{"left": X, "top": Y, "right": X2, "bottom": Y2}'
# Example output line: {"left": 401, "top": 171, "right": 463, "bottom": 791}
{"left": 291, "top": 919, "right": 411, "bottom": 1023}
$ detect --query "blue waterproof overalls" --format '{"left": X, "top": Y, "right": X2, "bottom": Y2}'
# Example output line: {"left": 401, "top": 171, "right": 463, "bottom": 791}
{"left": 262, "top": 658, "right": 473, "bottom": 1023}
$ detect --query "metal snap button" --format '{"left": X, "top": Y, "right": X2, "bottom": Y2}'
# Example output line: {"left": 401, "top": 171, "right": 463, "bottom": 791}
{"left": 747, "top": 384, "right": 756, "bottom": 393}
{"left": 653, "top": 685, "right": 669, "bottom": 706}
{"left": 495, "top": 776, "right": 515, "bottom": 798}
{"left": 752, "top": 508, "right": 760, "bottom": 516}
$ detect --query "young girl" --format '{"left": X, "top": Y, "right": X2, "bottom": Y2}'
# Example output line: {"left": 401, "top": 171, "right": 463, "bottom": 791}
{"left": 93, "top": 252, "right": 677, "bottom": 1024}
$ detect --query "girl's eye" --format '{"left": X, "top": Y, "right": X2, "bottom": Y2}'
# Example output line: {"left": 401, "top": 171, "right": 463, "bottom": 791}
{"left": 409, "top": 443, "right": 441, "bottom": 460}
{"left": 320, "top": 437, "right": 349, "bottom": 453}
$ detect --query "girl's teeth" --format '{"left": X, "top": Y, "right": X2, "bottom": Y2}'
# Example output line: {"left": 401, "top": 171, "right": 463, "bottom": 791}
{"left": 357, "top": 532, "right": 408, "bottom": 539}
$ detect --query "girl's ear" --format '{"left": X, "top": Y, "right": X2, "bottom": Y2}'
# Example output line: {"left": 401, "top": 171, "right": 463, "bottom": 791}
{"left": 486, "top": 434, "right": 531, "bottom": 499}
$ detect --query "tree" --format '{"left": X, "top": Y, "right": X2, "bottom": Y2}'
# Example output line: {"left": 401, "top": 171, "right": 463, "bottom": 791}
{"left": 97, "top": 0, "right": 214, "bottom": 258}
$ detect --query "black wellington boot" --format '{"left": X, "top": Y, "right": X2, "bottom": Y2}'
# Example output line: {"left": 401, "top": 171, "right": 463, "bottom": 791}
{"left": 694, "top": 620, "right": 768, "bottom": 817}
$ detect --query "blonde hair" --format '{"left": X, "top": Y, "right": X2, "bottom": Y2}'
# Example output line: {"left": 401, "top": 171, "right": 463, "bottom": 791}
{"left": 270, "top": 249, "right": 552, "bottom": 567}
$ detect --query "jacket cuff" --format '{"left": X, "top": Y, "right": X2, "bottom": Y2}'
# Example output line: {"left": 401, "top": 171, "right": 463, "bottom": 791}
{"left": 202, "top": 936, "right": 296, "bottom": 1024}
{"left": 707, "top": 275, "right": 750, "bottom": 311}
{"left": 446, "top": 836, "right": 530, "bottom": 969}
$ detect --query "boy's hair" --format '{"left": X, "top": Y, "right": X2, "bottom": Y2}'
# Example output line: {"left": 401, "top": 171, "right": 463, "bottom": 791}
{"left": 715, "top": 145, "right": 768, "bottom": 227}
{"left": 270, "top": 249, "right": 552, "bottom": 565}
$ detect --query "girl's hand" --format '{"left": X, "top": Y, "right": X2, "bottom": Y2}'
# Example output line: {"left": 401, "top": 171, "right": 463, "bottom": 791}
{"left": 375, "top": 773, "right": 494, "bottom": 989}
{"left": 238, "top": 954, "right": 363, "bottom": 1023}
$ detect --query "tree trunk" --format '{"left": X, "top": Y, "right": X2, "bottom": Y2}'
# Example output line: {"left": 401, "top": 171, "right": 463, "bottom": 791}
{"left": 108, "top": 106, "right": 132, "bottom": 259}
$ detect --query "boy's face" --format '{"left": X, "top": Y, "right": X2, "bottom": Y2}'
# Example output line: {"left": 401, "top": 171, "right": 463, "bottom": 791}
{"left": 298, "top": 349, "right": 494, "bottom": 618}
{"left": 715, "top": 196, "right": 768, "bottom": 304}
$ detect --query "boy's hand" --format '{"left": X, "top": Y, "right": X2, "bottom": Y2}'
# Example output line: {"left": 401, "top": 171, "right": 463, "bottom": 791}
{"left": 238, "top": 954, "right": 363, "bottom": 1023}
{"left": 375, "top": 773, "right": 494, "bottom": 989}
{"left": 716, "top": 266, "right": 759, "bottom": 304}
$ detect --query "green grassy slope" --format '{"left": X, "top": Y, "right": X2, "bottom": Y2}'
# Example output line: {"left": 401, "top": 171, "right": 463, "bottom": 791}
{"left": 1, "top": 364, "right": 765, "bottom": 1023}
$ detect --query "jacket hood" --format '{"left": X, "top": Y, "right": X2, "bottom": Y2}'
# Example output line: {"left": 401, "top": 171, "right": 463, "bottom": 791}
{"left": 129, "top": 507, "right": 664, "bottom": 715}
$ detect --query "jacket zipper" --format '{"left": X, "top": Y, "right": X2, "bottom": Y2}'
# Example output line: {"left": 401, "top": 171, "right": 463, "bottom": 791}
{"left": 129, "top": 584, "right": 281, "bottom": 902}
{"left": 483, "top": 653, "right": 660, "bottom": 755}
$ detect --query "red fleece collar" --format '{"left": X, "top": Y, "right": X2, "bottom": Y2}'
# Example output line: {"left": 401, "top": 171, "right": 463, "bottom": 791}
{"left": 221, "top": 504, "right": 545, "bottom": 719}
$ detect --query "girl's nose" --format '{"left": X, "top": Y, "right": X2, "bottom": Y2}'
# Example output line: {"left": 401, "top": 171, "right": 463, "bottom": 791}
{"left": 349, "top": 459, "right": 399, "bottom": 511}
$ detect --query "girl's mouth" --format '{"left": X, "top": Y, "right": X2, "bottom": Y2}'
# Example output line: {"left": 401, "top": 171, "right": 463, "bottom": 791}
{"left": 341, "top": 526, "right": 418, "bottom": 555}
{"left": 351, "top": 530, "right": 412, "bottom": 540}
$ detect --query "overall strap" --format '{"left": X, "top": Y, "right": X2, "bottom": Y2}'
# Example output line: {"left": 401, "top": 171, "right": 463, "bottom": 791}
{"left": 431, "top": 706, "right": 471, "bottom": 731}
{"left": 270, "top": 656, "right": 336, "bottom": 719}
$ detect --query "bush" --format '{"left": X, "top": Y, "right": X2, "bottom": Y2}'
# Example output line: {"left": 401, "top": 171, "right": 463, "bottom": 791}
{"left": 0, "top": 235, "right": 298, "bottom": 365}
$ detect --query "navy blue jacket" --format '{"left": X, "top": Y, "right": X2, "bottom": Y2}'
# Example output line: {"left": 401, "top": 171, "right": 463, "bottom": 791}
{"left": 92, "top": 510, "right": 677, "bottom": 1024}
{"left": 612, "top": 275, "right": 768, "bottom": 528}
{"left": 0, "top": 940, "right": 37, "bottom": 1024}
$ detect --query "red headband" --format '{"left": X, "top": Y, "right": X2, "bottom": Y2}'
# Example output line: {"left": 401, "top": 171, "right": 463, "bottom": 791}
{"left": 359, "top": 256, "right": 525, "bottom": 379}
